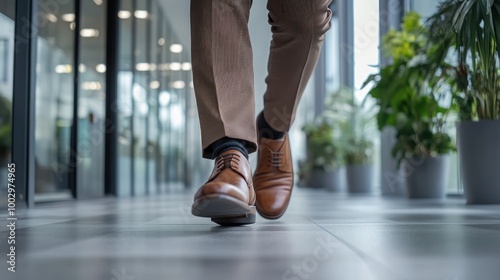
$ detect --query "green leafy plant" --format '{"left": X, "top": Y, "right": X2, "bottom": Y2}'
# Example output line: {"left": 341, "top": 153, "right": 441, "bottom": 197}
{"left": 362, "top": 12, "right": 456, "bottom": 166}
{"left": 0, "top": 95, "right": 12, "bottom": 156}
{"left": 428, "top": 0, "right": 500, "bottom": 120}
{"left": 323, "top": 88, "right": 376, "bottom": 166}
{"left": 301, "top": 117, "right": 342, "bottom": 173}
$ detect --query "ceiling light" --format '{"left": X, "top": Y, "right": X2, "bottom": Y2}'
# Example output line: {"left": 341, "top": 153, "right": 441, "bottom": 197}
{"left": 81, "top": 81, "right": 102, "bottom": 91}
{"left": 70, "top": 22, "right": 76, "bottom": 30}
{"left": 134, "top": 10, "right": 149, "bottom": 19}
{"left": 61, "top": 13, "right": 75, "bottom": 22}
{"left": 118, "top": 10, "right": 131, "bottom": 19}
{"left": 182, "top": 62, "right": 192, "bottom": 71}
{"left": 46, "top": 13, "right": 58, "bottom": 23}
{"left": 96, "top": 64, "right": 106, "bottom": 73}
{"left": 158, "top": 38, "right": 165, "bottom": 46}
{"left": 80, "top": 29, "right": 99, "bottom": 38}
{"left": 169, "top": 62, "right": 181, "bottom": 71}
{"left": 79, "top": 64, "right": 87, "bottom": 73}
{"left": 170, "top": 81, "right": 185, "bottom": 89}
{"left": 136, "top": 63, "right": 150, "bottom": 71}
{"left": 93, "top": 0, "right": 103, "bottom": 5}
{"left": 158, "top": 63, "right": 170, "bottom": 71}
{"left": 55, "top": 64, "right": 73, "bottom": 74}
{"left": 170, "top": 44, "right": 183, "bottom": 53}
{"left": 150, "top": 81, "right": 160, "bottom": 89}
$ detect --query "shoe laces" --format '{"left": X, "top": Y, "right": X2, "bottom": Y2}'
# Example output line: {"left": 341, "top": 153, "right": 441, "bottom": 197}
{"left": 215, "top": 153, "right": 241, "bottom": 172}
{"left": 267, "top": 151, "right": 283, "bottom": 167}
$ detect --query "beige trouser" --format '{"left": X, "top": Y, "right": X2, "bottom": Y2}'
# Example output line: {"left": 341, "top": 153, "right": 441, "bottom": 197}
{"left": 191, "top": 0, "right": 332, "bottom": 158}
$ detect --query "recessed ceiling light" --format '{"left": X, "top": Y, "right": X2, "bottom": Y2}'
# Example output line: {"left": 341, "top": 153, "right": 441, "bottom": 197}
{"left": 136, "top": 63, "right": 150, "bottom": 71}
{"left": 169, "top": 63, "right": 181, "bottom": 71}
{"left": 158, "top": 63, "right": 170, "bottom": 71}
{"left": 182, "top": 63, "right": 192, "bottom": 71}
{"left": 55, "top": 64, "right": 73, "bottom": 74}
{"left": 80, "top": 29, "right": 99, "bottom": 38}
{"left": 96, "top": 64, "right": 106, "bottom": 73}
{"left": 170, "top": 81, "right": 185, "bottom": 89}
{"left": 170, "top": 44, "right": 183, "bottom": 53}
{"left": 118, "top": 10, "right": 131, "bottom": 19}
{"left": 158, "top": 38, "right": 165, "bottom": 46}
{"left": 94, "top": 0, "right": 103, "bottom": 5}
{"left": 81, "top": 81, "right": 102, "bottom": 91}
{"left": 150, "top": 81, "right": 160, "bottom": 89}
{"left": 70, "top": 22, "right": 76, "bottom": 30}
{"left": 61, "top": 13, "right": 75, "bottom": 22}
{"left": 46, "top": 13, "right": 58, "bottom": 23}
{"left": 134, "top": 10, "right": 148, "bottom": 19}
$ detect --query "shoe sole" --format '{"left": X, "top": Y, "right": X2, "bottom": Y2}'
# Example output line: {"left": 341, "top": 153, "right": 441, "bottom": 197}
{"left": 191, "top": 194, "right": 256, "bottom": 226}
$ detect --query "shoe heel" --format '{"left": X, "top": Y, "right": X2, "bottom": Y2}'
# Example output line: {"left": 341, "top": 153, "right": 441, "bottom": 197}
{"left": 211, "top": 206, "right": 256, "bottom": 226}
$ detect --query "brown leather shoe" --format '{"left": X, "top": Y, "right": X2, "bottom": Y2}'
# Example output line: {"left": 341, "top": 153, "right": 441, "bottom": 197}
{"left": 253, "top": 134, "right": 294, "bottom": 219}
{"left": 191, "top": 150, "right": 256, "bottom": 226}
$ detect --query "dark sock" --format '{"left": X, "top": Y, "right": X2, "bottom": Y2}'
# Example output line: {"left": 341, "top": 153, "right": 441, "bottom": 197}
{"left": 210, "top": 137, "right": 249, "bottom": 159}
{"left": 257, "top": 111, "right": 285, "bottom": 140}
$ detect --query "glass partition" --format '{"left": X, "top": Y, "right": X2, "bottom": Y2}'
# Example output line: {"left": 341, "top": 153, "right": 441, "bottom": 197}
{"left": 0, "top": 1, "right": 16, "bottom": 207}
{"left": 34, "top": 0, "right": 76, "bottom": 201}
{"left": 116, "top": 0, "right": 191, "bottom": 195}
{"left": 76, "top": 0, "right": 108, "bottom": 198}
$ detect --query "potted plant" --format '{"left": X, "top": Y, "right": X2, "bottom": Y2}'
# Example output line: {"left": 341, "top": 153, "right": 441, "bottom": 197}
{"left": 0, "top": 95, "right": 12, "bottom": 190}
{"left": 364, "top": 12, "right": 456, "bottom": 199}
{"left": 326, "top": 88, "right": 376, "bottom": 193}
{"left": 344, "top": 136, "right": 375, "bottom": 193}
{"left": 428, "top": 0, "right": 500, "bottom": 204}
{"left": 300, "top": 118, "right": 343, "bottom": 190}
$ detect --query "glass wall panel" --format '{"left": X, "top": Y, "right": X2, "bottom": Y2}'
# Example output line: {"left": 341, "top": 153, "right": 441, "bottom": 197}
{"left": 117, "top": 0, "right": 134, "bottom": 196}
{"left": 0, "top": 1, "right": 16, "bottom": 207}
{"left": 157, "top": 23, "right": 173, "bottom": 192}
{"left": 133, "top": 0, "right": 149, "bottom": 195}
{"left": 76, "top": 0, "right": 107, "bottom": 198}
{"left": 353, "top": 0, "right": 381, "bottom": 190}
{"left": 34, "top": 0, "right": 75, "bottom": 201}
{"left": 148, "top": 1, "right": 160, "bottom": 193}
{"left": 116, "top": 0, "right": 192, "bottom": 195}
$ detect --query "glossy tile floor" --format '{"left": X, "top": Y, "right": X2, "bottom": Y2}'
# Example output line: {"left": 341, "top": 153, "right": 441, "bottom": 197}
{"left": 1, "top": 189, "right": 500, "bottom": 280}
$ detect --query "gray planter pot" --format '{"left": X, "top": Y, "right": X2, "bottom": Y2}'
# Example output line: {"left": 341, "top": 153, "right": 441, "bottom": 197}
{"left": 457, "top": 121, "right": 500, "bottom": 204}
{"left": 346, "top": 164, "right": 374, "bottom": 193}
{"left": 381, "top": 127, "right": 405, "bottom": 196}
{"left": 404, "top": 155, "right": 449, "bottom": 199}
{"left": 307, "top": 168, "right": 342, "bottom": 191}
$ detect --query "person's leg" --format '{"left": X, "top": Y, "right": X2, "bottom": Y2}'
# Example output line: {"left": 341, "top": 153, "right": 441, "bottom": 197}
{"left": 262, "top": 0, "right": 332, "bottom": 132}
{"left": 190, "top": 0, "right": 257, "bottom": 159}
{"left": 254, "top": 0, "right": 332, "bottom": 219}
{"left": 190, "top": 0, "right": 257, "bottom": 226}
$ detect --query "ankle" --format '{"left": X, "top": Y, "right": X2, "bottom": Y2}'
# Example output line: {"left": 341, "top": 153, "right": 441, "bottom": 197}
{"left": 210, "top": 137, "right": 249, "bottom": 159}
{"left": 257, "top": 112, "right": 285, "bottom": 140}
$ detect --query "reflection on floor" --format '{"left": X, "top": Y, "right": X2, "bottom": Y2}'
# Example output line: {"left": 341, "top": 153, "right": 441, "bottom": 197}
{"left": 1, "top": 189, "right": 500, "bottom": 280}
